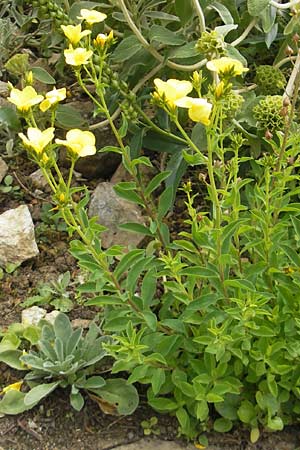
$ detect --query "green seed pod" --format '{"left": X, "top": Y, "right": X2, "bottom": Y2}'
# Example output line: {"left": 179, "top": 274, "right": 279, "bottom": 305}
{"left": 253, "top": 95, "right": 288, "bottom": 132}
{"left": 222, "top": 92, "right": 244, "bottom": 120}
{"left": 255, "top": 65, "right": 286, "bottom": 95}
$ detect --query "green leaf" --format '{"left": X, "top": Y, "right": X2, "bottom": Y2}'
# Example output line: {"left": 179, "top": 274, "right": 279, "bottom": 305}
{"left": 250, "top": 428, "right": 260, "bottom": 443}
{"left": 206, "top": 393, "right": 224, "bottom": 403}
{"left": 143, "top": 311, "right": 157, "bottom": 331}
{"left": 0, "top": 107, "right": 21, "bottom": 130}
{"left": 175, "top": 0, "right": 194, "bottom": 25}
{"left": 171, "top": 42, "right": 199, "bottom": 59}
{"left": 24, "top": 382, "right": 60, "bottom": 406}
{"left": 32, "top": 67, "right": 56, "bottom": 84}
{"left": 238, "top": 400, "right": 256, "bottom": 424}
{"left": 152, "top": 368, "right": 165, "bottom": 395}
{"left": 149, "top": 25, "right": 185, "bottom": 46}
{"left": 148, "top": 397, "right": 177, "bottom": 412}
{"left": 119, "top": 113, "right": 128, "bottom": 139}
{"left": 56, "top": 104, "right": 85, "bottom": 129}
{"left": 247, "top": 0, "right": 270, "bottom": 16}
{"left": 118, "top": 222, "right": 153, "bottom": 236}
{"left": 70, "top": 391, "right": 84, "bottom": 411}
{"left": 176, "top": 407, "right": 190, "bottom": 435}
{"left": 90, "top": 378, "right": 139, "bottom": 415}
{"left": 158, "top": 186, "right": 173, "bottom": 220}
{"left": 210, "top": 2, "right": 233, "bottom": 24}
{"left": 179, "top": 266, "right": 217, "bottom": 277}
{"left": 0, "top": 350, "right": 23, "bottom": 370}
{"left": 292, "top": 216, "right": 300, "bottom": 241}
{"left": 113, "top": 184, "right": 144, "bottom": 206}
{"left": 111, "top": 35, "right": 143, "bottom": 62}
{"left": 224, "top": 279, "right": 256, "bottom": 291}
{"left": 195, "top": 400, "right": 209, "bottom": 422}
{"left": 0, "top": 390, "right": 28, "bottom": 415}
{"left": 54, "top": 313, "right": 72, "bottom": 346}
{"left": 213, "top": 418, "right": 233, "bottom": 432}
{"left": 145, "top": 171, "right": 171, "bottom": 197}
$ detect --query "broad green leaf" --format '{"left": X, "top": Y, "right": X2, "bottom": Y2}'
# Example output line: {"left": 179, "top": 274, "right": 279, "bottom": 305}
{"left": 175, "top": 0, "right": 194, "bottom": 25}
{"left": 148, "top": 397, "right": 177, "bottom": 412}
{"left": 171, "top": 42, "right": 199, "bottom": 59}
{"left": 247, "top": 0, "right": 270, "bottom": 16}
{"left": 0, "top": 107, "right": 21, "bottom": 130}
{"left": 111, "top": 35, "right": 143, "bottom": 62}
{"left": 224, "top": 279, "right": 255, "bottom": 291}
{"left": 70, "top": 391, "right": 84, "bottom": 411}
{"left": 213, "top": 418, "right": 233, "bottom": 432}
{"left": 54, "top": 313, "right": 72, "bottom": 346}
{"left": 292, "top": 216, "right": 300, "bottom": 241}
{"left": 0, "top": 390, "right": 28, "bottom": 414}
{"left": 149, "top": 25, "right": 185, "bottom": 46}
{"left": 90, "top": 378, "right": 139, "bottom": 415}
{"left": 32, "top": 67, "right": 56, "bottom": 84}
{"left": 0, "top": 350, "right": 23, "bottom": 370}
{"left": 24, "top": 382, "right": 60, "bottom": 406}
{"left": 238, "top": 400, "right": 257, "bottom": 424}
{"left": 56, "top": 104, "right": 85, "bottom": 129}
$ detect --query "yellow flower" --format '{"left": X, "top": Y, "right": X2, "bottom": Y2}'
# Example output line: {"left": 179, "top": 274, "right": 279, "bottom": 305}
{"left": 55, "top": 129, "right": 96, "bottom": 157}
{"left": 77, "top": 8, "right": 107, "bottom": 25}
{"left": 94, "top": 30, "right": 114, "bottom": 48}
{"left": 64, "top": 45, "right": 93, "bottom": 66}
{"left": 206, "top": 57, "right": 248, "bottom": 77}
{"left": 174, "top": 97, "right": 212, "bottom": 125}
{"left": 0, "top": 381, "right": 23, "bottom": 395}
{"left": 61, "top": 24, "right": 91, "bottom": 46}
{"left": 154, "top": 78, "right": 193, "bottom": 105}
{"left": 8, "top": 86, "right": 44, "bottom": 112}
{"left": 40, "top": 87, "right": 67, "bottom": 112}
{"left": 19, "top": 127, "right": 55, "bottom": 154}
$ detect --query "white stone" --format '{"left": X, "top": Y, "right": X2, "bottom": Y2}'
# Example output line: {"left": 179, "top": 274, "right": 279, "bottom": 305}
{"left": 22, "top": 306, "right": 47, "bottom": 326}
{"left": 0, "top": 157, "right": 8, "bottom": 183}
{"left": 0, "top": 205, "right": 39, "bottom": 267}
{"left": 89, "top": 182, "right": 145, "bottom": 249}
{"left": 45, "top": 310, "right": 60, "bottom": 324}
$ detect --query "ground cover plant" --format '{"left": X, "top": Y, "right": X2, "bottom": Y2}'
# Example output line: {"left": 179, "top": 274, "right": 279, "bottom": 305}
{"left": 2, "top": 0, "right": 300, "bottom": 447}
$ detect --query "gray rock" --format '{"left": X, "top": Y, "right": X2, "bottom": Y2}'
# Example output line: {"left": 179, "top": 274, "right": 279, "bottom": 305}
{"left": 115, "top": 439, "right": 195, "bottom": 450}
{"left": 89, "top": 182, "right": 145, "bottom": 249}
{"left": 29, "top": 168, "right": 49, "bottom": 191}
{"left": 0, "top": 205, "right": 39, "bottom": 267}
{"left": 0, "top": 156, "right": 8, "bottom": 183}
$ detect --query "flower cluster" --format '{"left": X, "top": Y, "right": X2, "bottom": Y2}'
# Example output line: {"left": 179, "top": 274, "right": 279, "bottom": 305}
{"left": 19, "top": 127, "right": 96, "bottom": 159}
{"left": 153, "top": 57, "right": 248, "bottom": 126}
{"left": 60, "top": 8, "right": 112, "bottom": 67}
{"left": 255, "top": 65, "right": 286, "bottom": 95}
{"left": 253, "top": 95, "right": 288, "bottom": 132}
{"left": 8, "top": 86, "right": 66, "bottom": 113}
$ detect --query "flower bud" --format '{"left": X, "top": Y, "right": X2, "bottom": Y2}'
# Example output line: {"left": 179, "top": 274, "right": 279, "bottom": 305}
{"left": 285, "top": 45, "right": 294, "bottom": 56}
{"left": 293, "top": 33, "right": 300, "bottom": 43}
{"left": 283, "top": 96, "right": 290, "bottom": 107}
{"left": 265, "top": 129, "right": 273, "bottom": 140}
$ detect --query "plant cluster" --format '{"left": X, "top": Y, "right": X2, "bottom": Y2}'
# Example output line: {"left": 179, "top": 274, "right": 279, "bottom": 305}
{"left": 2, "top": 0, "right": 300, "bottom": 445}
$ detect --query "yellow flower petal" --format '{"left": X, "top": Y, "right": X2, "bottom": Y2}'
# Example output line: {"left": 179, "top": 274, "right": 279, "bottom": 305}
{"left": 8, "top": 86, "right": 44, "bottom": 112}
{"left": 77, "top": 8, "right": 107, "bottom": 25}
{"left": 19, "top": 127, "right": 55, "bottom": 153}
{"left": 206, "top": 57, "right": 248, "bottom": 77}
{"left": 64, "top": 46, "right": 93, "bottom": 66}
{"left": 1, "top": 381, "right": 23, "bottom": 395}
{"left": 61, "top": 24, "right": 91, "bottom": 45}
{"left": 154, "top": 78, "right": 193, "bottom": 105}
{"left": 40, "top": 87, "right": 66, "bottom": 112}
{"left": 55, "top": 129, "right": 96, "bottom": 157}
{"left": 175, "top": 97, "right": 212, "bottom": 125}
